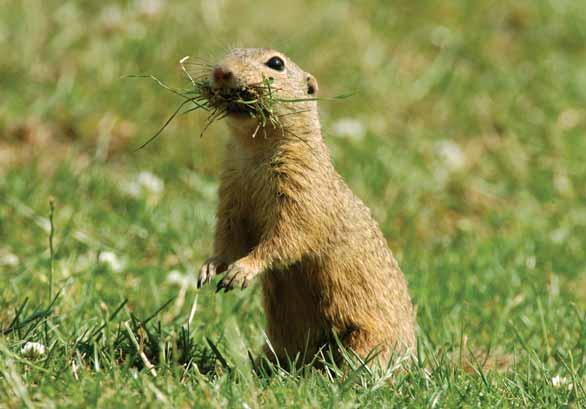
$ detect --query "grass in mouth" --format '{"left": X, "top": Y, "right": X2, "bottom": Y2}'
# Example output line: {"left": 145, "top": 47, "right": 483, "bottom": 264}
{"left": 128, "top": 56, "right": 285, "bottom": 150}
{"left": 130, "top": 56, "right": 350, "bottom": 150}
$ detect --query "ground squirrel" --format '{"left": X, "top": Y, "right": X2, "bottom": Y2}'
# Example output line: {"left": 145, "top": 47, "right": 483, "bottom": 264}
{"left": 197, "top": 48, "right": 416, "bottom": 366}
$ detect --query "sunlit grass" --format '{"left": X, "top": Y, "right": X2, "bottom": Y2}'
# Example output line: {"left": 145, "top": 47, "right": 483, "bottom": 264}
{"left": 0, "top": 0, "right": 584, "bottom": 407}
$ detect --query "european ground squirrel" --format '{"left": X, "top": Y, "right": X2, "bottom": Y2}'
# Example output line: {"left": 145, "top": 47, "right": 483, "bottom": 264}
{"left": 197, "top": 48, "right": 416, "bottom": 366}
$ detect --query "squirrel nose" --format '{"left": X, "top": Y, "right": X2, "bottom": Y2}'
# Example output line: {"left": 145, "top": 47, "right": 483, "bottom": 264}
{"left": 212, "top": 65, "right": 233, "bottom": 84}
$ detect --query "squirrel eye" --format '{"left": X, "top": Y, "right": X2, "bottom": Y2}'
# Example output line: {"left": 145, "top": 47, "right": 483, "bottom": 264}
{"left": 265, "top": 56, "right": 285, "bottom": 71}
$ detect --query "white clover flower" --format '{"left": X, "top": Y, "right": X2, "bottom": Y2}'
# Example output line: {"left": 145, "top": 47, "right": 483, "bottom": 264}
{"left": 557, "top": 108, "right": 581, "bottom": 131}
{"left": 120, "top": 171, "right": 164, "bottom": 199}
{"left": 99, "top": 5, "right": 123, "bottom": 30}
{"left": 435, "top": 140, "right": 465, "bottom": 172}
{"left": 21, "top": 342, "right": 46, "bottom": 358}
{"left": 98, "top": 251, "right": 124, "bottom": 272}
{"left": 166, "top": 270, "right": 197, "bottom": 287}
{"left": 120, "top": 180, "right": 142, "bottom": 198}
{"left": 431, "top": 25, "right": 455, "bottom": 48}
{"left": 0, "top": 253, "right": 19, "bottom": 267}
{"left": 137, "top": 171, "right": 164, "bottom": 194}
{"left": 550, "top": 228, "right": 568, "bottom": 244}
{"left": 166, "top": 270, "right": 185, "bottom": 285}
{"left": 331, "top": 118, "right": 366, "bottom": 141}
{"left": 135, "top": 0, "right": 163, "bottom": 17}
{"left": 551, "top": 375, "right": 567, "bottom": 388}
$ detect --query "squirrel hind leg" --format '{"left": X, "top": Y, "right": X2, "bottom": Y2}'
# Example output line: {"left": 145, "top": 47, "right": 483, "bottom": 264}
{"left": 334, "top": 328, "right": 390, "bottom": 367}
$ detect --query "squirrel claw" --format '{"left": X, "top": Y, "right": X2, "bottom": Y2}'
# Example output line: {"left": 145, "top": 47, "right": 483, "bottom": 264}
{"left": 198, "top": 257, "right": 227, "bottom": 288}
{"left": 216, "top": 260, "right": 256, "bottom": 292}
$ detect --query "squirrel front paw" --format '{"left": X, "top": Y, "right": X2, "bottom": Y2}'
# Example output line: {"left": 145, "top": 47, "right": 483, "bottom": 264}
{"left": 216, "top": 258, "right": 259, "bottom": 292}
{"left": 197, "top": 256, "right": 227, "bottom": 288}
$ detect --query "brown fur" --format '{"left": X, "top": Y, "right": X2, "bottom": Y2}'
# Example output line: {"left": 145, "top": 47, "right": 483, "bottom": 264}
{"left": 197, "top": 48, "right": 416, "bottom": 366}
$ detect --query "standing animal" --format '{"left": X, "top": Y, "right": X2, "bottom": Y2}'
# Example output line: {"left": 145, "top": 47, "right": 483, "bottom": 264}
{"left": 197, "top": 48, "right": 416, "bottom": 366}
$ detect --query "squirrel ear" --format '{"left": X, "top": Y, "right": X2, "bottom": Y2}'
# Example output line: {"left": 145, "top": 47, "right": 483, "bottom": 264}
{"left": 306, "top": 74, "right": 318, "bottom": 96}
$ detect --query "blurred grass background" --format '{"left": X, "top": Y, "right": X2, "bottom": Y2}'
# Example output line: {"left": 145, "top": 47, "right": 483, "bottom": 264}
{"left": 0, "top": 0, "right": 584, "bottom": 407}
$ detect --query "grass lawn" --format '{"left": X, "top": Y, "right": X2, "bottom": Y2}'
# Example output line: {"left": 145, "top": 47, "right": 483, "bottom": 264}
{"left": 0, "top": 1, "right": 584, "bottom": 407}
